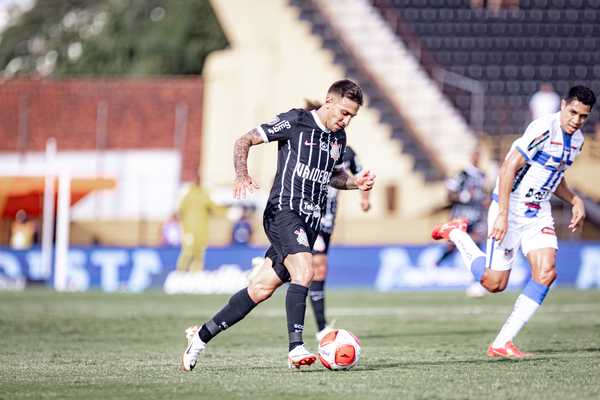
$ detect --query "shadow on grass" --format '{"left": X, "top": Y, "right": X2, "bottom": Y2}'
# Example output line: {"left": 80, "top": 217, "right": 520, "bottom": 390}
{"left": 360, "top": 357, "right": 552, "bottom": 371}
{"left": 360, "top": 328, "right": 497, "bottom": 340}
{"left": 530, "top": 347, "right": 600, "bottom": 355}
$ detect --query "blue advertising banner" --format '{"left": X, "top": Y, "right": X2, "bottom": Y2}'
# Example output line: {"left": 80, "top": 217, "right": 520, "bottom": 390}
{"left": 1, "top": 242, "right": 600, "bottom": 292}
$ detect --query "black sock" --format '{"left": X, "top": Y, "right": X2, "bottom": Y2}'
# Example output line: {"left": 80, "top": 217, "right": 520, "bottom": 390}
{"left": 309, "top": 280, "right": 326, "bottom": 331}
{"left": 436, "top": 247, "right": 455, "bottom": 265}
{"left": 286, "top": 283, "right": 309, "bottom": 351}
{"left": 198, "top": 288, "right": 257, "bottom": 343}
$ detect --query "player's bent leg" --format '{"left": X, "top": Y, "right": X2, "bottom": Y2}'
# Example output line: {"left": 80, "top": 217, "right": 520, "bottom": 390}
{"left": 247, "top": 257, "right": 284, "bottom": 303}
{"left": 480, "top": 269, "right": 510, "bottom": 293}
{"left": 284, "top": 252, "right": 317, "bottom": 368}
{"left": 181, "top": 258, "right": 283, "bottom": 372}
{"left": 488, "top": 248, "right": 556, "bottom": 359}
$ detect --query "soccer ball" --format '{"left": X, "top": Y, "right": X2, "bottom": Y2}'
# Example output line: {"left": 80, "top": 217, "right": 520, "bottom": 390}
{"left": 318, "top": 329, "right": 361, "bottom": 370}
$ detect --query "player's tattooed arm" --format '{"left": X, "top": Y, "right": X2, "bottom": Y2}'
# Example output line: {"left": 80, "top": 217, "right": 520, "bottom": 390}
{"left": 329, "top": 168, "right": 357, "bottom": 190}
{"left": 233, "top": 128, "right": 263, "bottom": 199}
{"left": 330, "top": 168, "right": 375, "bottom": 191}
{"left": 233, "top": 128, "right": 264, "bottom": 178}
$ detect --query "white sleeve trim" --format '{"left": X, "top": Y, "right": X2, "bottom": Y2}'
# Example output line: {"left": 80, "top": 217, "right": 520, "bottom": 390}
{"left": 256, "top": 125, "right": 269, "bottom": 143}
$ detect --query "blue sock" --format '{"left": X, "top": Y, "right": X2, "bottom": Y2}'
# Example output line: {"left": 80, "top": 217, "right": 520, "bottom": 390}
{"left": 470, "top": 256, "right": 486, "bottom": 281}
{"left": 522, "top": 279, "right": 550, "bottom": 305}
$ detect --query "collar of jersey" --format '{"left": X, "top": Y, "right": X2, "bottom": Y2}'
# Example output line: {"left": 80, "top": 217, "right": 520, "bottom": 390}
{"left": 310, "top": 110, "right": 330, "bottom": 133}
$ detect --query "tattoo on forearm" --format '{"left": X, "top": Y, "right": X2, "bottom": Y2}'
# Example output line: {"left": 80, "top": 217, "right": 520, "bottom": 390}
{"left": 233, "top": 129, "right": 262, "bottom": 178}
{"left": 329, "top": 170, "right": 356, "bottom": 190}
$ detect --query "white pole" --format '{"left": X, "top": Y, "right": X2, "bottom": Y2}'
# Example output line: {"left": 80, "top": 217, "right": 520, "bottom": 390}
{"left": 41, "top": 138, "right": 56, "bottom": 282}
{"left": 54, "top": 169, "right": 71, "bottom": 291}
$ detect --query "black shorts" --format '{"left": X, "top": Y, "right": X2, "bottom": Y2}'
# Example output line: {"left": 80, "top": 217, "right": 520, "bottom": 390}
{"left": 313, "top": 231, "right": 332, "bottom": 255}
{"left": 263, "top": 206, "right": 318, "bottom": 282}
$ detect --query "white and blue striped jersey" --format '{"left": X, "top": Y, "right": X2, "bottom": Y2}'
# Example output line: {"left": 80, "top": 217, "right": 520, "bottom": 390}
{"left": 257, "top": 108, "right": 346, "bottom": 230}
{"left": 492, "top": 112, "right": 584, "bottom": 218}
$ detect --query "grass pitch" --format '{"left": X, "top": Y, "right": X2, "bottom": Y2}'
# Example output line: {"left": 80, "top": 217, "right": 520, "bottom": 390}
{"left": 1, "top": 288, "right": 599, "bottom": 400}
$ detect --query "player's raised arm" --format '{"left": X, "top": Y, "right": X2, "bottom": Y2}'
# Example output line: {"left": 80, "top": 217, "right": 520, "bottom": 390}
{"left": 329, "top": 168, "right": 375, "bottom": 191}
{"left": 554, "top": 178, "right": 586, "bottom": 232}
{"left": 490, "top": 148, "right": 526, "bottom": 242}
{"left": 233, "top": 128, "right": 263, "bottom": 199}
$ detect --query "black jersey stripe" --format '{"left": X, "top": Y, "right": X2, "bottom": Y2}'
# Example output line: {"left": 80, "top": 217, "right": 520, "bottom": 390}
{"left": 278, "top": 140, "right": 293, "bottom": 210}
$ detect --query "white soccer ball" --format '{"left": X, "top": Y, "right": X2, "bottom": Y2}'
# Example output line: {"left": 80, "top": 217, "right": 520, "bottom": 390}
{"left": 318, "top": 329, "right": 361, "bottom": 370}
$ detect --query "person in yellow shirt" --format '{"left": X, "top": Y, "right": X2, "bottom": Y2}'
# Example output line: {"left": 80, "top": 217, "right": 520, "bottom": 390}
{"left": 175, "top": 174, "right": 225, "bottom": 272}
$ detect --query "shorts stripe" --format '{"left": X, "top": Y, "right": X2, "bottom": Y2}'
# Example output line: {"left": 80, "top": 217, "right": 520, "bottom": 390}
{"left": 487, "top": 238, "right": 496, "bottom": 268}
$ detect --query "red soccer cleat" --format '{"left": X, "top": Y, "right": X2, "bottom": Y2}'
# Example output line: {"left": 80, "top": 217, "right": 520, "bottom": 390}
{"left": 431, "top": 218, "right": 468, "bottom": 240}
{"left": 486, "top": 341, "right": 533, "bottom": 359}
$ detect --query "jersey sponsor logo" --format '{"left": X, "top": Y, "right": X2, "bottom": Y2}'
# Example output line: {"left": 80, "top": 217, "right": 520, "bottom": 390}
{"left": 294, "top": 228, "right": 309, "bottom": 247}
{"left": 266, "top": 120, "right": 291, "bottom": 135}
{"left": 541, "top": 227, "right": 556, "bottom": 235}
{"left": 525, "top": 188, "right": 550, "bottom": 201}
{"left": 294, "top": 162, "right": 332, "bottom": 184}
{"left": 300, "top": 200, "right": 321, "bottom": 218}
{"left": 527, "top": 131, "right": 550, "bottom": 151}
{"left": 550, "top": 141, "right": 562, "bottom": 146}
{"left": 330, "top": 141, "right": 342, "bottom": 161}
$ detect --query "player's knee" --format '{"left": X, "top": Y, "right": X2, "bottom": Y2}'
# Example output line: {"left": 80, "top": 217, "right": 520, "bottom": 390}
{"left": 536, "top": 266, "right": 557, "bottom": 286}
{"left": 290, "top": 266, "right": 314, "bottom": 286}
{"left": 482, "top": 279, "right": 507, "bottom": 293}
{"left": 247, "top": 281, "right": 275, "bottom": 303}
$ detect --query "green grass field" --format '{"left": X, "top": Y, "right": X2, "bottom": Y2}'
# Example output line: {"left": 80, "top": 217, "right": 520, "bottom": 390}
{"left": 1, "top": 288, "right": 599, "bottom": 400}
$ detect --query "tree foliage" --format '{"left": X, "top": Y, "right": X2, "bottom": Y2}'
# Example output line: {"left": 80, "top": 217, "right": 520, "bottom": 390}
{"left": 0, "top": 0, "right": 228, "bottom": 77}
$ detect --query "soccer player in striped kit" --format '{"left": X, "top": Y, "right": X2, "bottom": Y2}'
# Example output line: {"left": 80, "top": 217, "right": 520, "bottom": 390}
{"left": 432, "top": 85, "right": 595, "bottom": 358}
{"left": 182, "top": 79, "right": 375, "bottom": 371}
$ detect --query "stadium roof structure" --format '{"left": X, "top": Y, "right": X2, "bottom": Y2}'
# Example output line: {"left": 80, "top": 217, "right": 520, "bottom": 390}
{"left": 0, "top": 176, "right": 116, "bottom": 218}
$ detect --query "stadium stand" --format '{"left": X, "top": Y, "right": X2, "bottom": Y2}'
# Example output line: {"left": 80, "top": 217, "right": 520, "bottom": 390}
{"left": 371, "top": 0, "right": 600, "bottom": 136}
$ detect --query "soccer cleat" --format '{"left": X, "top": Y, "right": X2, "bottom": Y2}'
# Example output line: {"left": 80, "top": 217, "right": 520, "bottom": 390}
{"left": 486, "top": 341, "right": 533, "bottom": 359}
{"left": 181, "top": 325, "right": 206, "bottom": 371}
{"left": 315, "top": 320, "right": 337, "bottom": 342}
{"left": 287, "top": 344, "right": 317, "bottom": 369}
{"left": 431, "top": 218, "right": 468, "bottom": 240}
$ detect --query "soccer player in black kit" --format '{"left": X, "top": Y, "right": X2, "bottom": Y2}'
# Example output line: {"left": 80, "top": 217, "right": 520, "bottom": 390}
{"left": 181, "top": 80, "right": 375, "bottom": 371}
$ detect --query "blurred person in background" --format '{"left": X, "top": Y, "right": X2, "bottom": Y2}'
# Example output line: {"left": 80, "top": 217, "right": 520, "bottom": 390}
{"left": 181, "top": 79, "right": 375, "bottom": 372}
{"left": 529, "top": 83, "right": 560, "bottom": 121}
{"left": 434, "top": 146, "right": 488, "bottom": 298}
{"left": 175, "top": 172, "right": 225, "bottom": 272}
{"left": 160, "top": 213, "right": 181, "bottom": 247}
{"left": 433, "top": 85, "right": 596, "bottom": 358}
{"left": 311, "top": 144, "right": 371, "bottom": 340}
{"left": 230, "top": 206, "right": 253, "bottom": 246}
{"left": 303, "top": 100, "right": 371, "bottom": 340}
{"left": 10, "top": 209, "right": 36, "bottom": 250}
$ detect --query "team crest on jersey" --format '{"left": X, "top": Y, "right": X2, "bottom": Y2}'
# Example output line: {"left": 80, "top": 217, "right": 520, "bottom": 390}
{"left": 330, "top": 141, "right": 342, "bottom": 161}
{"left": 294, "top": 228, "right": 309, "bottom": 247}
{"left": 503, "top": 248, "right": 514, "bottom": 260}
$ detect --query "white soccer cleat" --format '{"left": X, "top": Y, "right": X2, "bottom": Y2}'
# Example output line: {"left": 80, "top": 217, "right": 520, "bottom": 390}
{"left": 287, "top": 344, "right": 317, "bottom": 369}
{"left": 315, "top": 320, "right": 336, "bottom": 342}
{"left": 181, "top": 325, "right": 206, "bottom": 372}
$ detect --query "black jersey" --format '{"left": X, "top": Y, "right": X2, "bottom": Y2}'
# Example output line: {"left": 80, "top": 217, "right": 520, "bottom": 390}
{"left": 447, "top": 164, "right": 487, "bottom": 225}
{"left": 257, "top": 108, "right": 346, "bottom": 231}
{"left": 319, "top": 146, "right": 362, "bottom": 234}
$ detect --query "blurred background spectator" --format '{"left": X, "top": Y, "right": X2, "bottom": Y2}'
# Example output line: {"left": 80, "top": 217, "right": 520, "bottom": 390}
{"left": 529, "top": 83, "right": 561, "bottom": 121}
{"left": 10, "top": 209, "right": 36, "bottom": 250}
